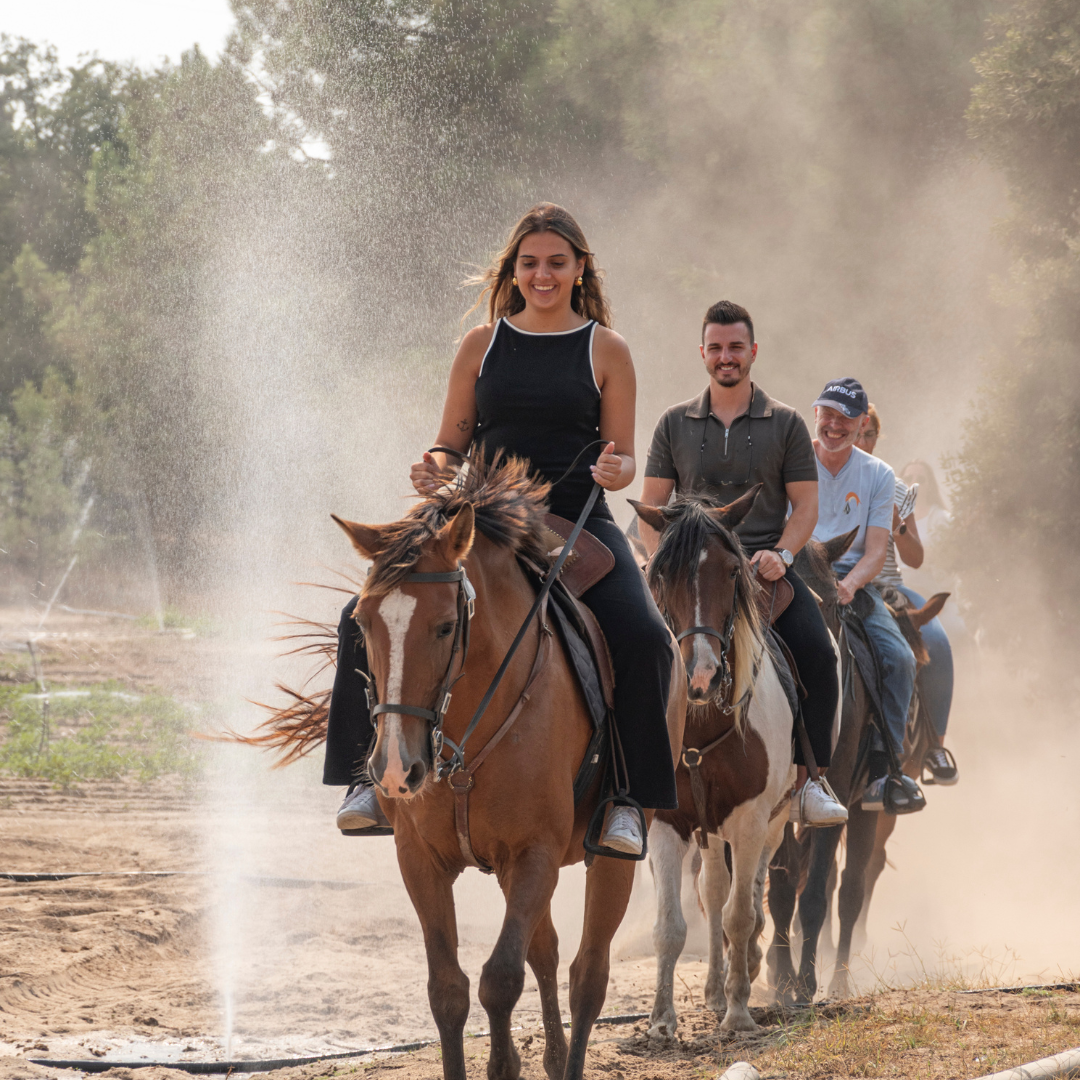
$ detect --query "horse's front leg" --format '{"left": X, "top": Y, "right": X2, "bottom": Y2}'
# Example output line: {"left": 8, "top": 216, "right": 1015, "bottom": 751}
{"left": 565, "top": 849, "right": 638, "bottom": 1080}
{"left": 854, "top": 810, "right": 897, "bottom": 956}
{"left": 647, "top": 819, "right": 689, "bottom": 1039}
{"left": 794, "top": 824, "right": 843, "bottom": 1003}
{"left": 829, "top": 805, "right": 878, "bottom": 999}
{"left": 481, "top": 847, "right": 560, "bottom": 1080}
{"left": 719, "top": 812, "right": 766, "bottom": 1032}
{"left": 396, "top": 845, "right": 470, "bottom": 1080}
{"left": 749, "top": 811, "right": 788, "bottom": 985}
{"left": 526, "top": 906, "right": 567, "bottom": 1080}
{"left": 698, "top": 837, "right": 731, "bottom": 1015}
{"left": 766, "top": 823, "right": 800, "bottom": 1005}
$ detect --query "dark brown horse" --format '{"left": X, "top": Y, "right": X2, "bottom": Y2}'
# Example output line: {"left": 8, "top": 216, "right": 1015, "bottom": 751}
{"left": 766, "top": 536, "right": 947, "bottom": 1002}
{"left": 249, "top": 456, "right": 685, "bottom": 1080}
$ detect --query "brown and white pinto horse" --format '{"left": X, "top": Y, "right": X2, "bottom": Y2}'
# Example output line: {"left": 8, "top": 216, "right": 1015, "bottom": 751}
{"left": 256, "top": 456, "right": 684, "bottom": 1080}
{"left": 632, "top": 490, "right": 796, "bottom": 1034}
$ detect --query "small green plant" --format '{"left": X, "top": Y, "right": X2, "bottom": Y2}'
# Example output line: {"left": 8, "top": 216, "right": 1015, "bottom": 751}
{"left": 0, "top": 682, "right": 203, "bottom": 784}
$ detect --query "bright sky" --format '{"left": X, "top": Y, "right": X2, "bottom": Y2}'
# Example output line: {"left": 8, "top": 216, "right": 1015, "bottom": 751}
{"left": 0, "top": 0, "right": 236, "bottom": 70}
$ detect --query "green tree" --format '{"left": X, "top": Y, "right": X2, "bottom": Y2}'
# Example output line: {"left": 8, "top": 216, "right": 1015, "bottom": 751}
{"left": 0, "top": 368, "right": 103, "bottom": 583}
{"left": 0, "top": 39, "right": 131, "bottom": 400}
{"left": 944, "top": 0, "right": 1080, "bottom": 638}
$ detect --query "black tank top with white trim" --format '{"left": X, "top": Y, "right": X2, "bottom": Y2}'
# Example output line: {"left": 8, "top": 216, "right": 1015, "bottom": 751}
{"left": 473, "top": 317, "right": 610, "bottom": 521}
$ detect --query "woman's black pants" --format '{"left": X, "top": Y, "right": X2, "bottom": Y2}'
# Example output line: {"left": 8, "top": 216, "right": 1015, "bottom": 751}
{"left": 771, "top": 566, "right": 839, "bottom": 768}
{"left": 322, "top": 514, "right": 679, "bottom": 810}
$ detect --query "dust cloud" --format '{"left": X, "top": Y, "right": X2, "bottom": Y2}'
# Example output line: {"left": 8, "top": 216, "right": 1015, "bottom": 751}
{"left": 147, "top": 0, "right": 1077, "bottom": 1053}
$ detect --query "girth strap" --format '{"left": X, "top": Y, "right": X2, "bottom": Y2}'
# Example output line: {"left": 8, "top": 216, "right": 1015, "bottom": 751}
{"left": 450, "top": 597, "right": 553, "bottom": 872}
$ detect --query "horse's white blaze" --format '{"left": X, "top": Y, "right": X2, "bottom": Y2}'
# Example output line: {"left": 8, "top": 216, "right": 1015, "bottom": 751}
{"left": 689, "top": 547, "right": 718, "bottom": 693}
{"left": 377, "top": 588, "right": 418, "bottom": 796}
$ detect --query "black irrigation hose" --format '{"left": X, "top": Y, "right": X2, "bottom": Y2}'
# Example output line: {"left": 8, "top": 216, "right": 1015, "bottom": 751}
{"left": 29, "top": 1014, "right": 649, "bottom": 1074}
{"left": 0, "top": 872, "right": 365, "bottom": 890}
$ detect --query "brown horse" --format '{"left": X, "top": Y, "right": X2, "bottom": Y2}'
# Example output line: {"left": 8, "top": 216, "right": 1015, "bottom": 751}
{"left": 766, "top": 536, "right": 947, "bottom": 1002}
{"left": 251, "top": 456, "right": 685, "bottom": 1080}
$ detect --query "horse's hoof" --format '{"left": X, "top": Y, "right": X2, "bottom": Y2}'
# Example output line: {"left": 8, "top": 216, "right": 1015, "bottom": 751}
{"left": 720, "top": 1009, "right": 758, "bottom": 1033}
{"left": 647, "top": 1017, "right": 678, "bottom": 1041}
{"left": 770, "top": 987, "right": 796, "bottom": 1008}
{"left": 828, "top": 972, "right": 854, "bottom": 999}
{"left": 704, "top": 991, "right": 727, "bottom": 1015}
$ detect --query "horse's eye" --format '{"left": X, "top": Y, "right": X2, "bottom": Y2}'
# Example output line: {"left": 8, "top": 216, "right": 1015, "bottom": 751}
{"left": 435, "top": 622, "right": 455, "bottom": 639}
{"left": 730, "top": 567, "right": 739, "bottom": 579}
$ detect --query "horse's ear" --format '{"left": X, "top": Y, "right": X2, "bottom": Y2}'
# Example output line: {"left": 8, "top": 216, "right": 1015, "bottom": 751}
{"left": 708, "top": 483, "right": 763, "bottom": 529}
{"left": 909, "top": 592, "right": 950, "bottom": 629}
{"left": 628, "top": 499, "right": 668, "bottom": 535}
{"left": 822, "top": 528, "right": 859, "bottom": 566}
{"left": 437, "top": 503, "right": 475, "bottom": 562}
{"left": 332, "top": 514, "right": 388, "bottom": 559}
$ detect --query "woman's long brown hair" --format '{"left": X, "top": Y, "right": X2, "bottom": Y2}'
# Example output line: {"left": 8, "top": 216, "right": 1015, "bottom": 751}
{"left": 464, "top": 203, "right": 612, "bottom": 328}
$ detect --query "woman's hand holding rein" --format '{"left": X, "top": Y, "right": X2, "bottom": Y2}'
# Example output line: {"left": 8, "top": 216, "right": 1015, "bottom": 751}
{"left": 410, "top": 451, "right": 443, "bottom": 495}
{"left": 590, "top": 441, "right": 632, "bottom": 490}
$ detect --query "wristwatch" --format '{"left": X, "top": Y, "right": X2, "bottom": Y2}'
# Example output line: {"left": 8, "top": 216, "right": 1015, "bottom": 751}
{"left": 774, "top": 548, "right": 794, "bottom": 568}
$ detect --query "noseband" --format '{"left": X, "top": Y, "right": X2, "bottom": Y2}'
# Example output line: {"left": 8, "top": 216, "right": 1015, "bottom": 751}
{"left": 362, "top": 566, "right": 476, "bottom": 771}
{"left": 675, "top": 574, "right": 740, "bottom": 707}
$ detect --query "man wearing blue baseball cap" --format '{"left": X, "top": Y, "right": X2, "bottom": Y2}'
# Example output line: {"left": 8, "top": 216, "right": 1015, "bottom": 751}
{"left": 811, "top": 378, "right": 924, "bottom": 813}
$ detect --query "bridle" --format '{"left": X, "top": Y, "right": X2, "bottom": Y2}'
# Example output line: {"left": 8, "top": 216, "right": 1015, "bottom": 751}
{"left": 361, "top": 565, "right": 477, "bottom": 775}
{"left": 674, "top": 573, "right": 740, "bottom": 710}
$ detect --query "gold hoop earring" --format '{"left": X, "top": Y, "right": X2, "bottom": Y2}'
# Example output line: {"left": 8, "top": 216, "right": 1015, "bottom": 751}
{"left": 576, "top": 276, "right": 583, "bottom": 287}
{"left": 512, "top": 277, "right": 518, "bottom": 287}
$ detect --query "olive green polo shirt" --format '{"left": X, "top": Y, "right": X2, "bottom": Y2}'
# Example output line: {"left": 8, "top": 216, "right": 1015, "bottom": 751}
{"left": 645, "top": 383, "right": 817, "bottom": 552}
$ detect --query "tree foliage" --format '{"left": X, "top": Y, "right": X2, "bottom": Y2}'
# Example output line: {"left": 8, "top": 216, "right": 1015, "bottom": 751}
{"left": 943, "top": 0, "right": 1080, "bottom": 637}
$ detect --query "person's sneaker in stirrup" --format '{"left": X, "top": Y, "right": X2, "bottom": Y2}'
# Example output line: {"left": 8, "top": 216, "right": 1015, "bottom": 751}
{"left": 791, "top": 777, "right": 848, "bottom": 827}
{"left": 600, "top": 806, "right": 643, "bottom": 856}
{"left": 861, "top": 775, "right": 887, "bottom": 812}
{"left": 336, "top": 783, "right": 390, "bottom": 833}
{"left": 923, "top": 746, "right": 959, "bottom": 786}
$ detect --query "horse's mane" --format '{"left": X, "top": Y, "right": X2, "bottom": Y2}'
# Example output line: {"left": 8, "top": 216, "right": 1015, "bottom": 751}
{"left": 646, "top": 496, "right": 763, "bottom": 728}
{"left": 364, "top": 450, "right": 552, "bottom": 596}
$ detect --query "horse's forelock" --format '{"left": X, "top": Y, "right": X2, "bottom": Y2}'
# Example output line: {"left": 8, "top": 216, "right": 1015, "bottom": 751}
{"left": 648, "top": 498, "right": 761, "bottom": 634}
{"left": 363, "top": 451, "right": 551, "bottom": 596}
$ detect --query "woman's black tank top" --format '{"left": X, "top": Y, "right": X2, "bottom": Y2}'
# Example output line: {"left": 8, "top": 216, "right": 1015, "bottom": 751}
{"left": 474, "top": 317, "right": 610, "bottom": 521}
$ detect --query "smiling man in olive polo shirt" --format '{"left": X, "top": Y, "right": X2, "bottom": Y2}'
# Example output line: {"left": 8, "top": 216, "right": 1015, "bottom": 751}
{"left": 639, "top": 300, "right": 846, "bottom": 827}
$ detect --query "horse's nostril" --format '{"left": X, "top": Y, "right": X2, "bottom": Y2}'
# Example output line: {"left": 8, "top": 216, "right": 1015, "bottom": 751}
{"left": 406, "top": 761, "right": 428, "bottom": 791}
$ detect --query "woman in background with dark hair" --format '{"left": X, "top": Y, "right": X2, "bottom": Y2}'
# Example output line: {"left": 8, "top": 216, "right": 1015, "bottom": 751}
{"left": 856, "top": 417, "right": 958, "bottom": 786}
{"left": 327, "top": 203, "right": 678, "bottom": 854}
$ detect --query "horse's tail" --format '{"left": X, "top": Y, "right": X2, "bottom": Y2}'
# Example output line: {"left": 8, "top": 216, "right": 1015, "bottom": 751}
{"left": 195, "top": 613, "right": 336, "bottom": 766}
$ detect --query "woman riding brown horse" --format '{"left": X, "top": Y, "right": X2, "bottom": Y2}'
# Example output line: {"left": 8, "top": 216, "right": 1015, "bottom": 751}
{"left": 329, "top": 202, "right": 680, "bottom": 856}
{"left": 247, "top": 204, "right": 686, "bottom": 1080}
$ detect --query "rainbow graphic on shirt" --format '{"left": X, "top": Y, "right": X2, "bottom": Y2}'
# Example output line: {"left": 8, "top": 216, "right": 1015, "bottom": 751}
{"left": 843, "top": 492, "right": 861, "bottom": 515}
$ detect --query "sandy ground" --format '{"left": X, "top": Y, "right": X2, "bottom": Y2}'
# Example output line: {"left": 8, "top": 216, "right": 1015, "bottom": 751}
{"left": 3, "top": 606, "right": 1080, "bottom": 1079}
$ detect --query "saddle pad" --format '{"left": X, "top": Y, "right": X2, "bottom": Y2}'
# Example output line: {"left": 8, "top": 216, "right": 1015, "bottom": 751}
{"left": 543, "top": 513, "right": 616, "bottom": 598}
{"left": 765, "top": 629, "right": 801, "bottom": 720}
{"left": 755, "top": 576, "right": 794, "bottom": 625}
{"left": 546, "top": 580, "right": 612, "bottom": 804}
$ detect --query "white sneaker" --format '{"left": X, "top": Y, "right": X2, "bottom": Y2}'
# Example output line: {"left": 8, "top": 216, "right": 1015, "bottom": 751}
{"left": 790, "top": 778, "right": 848, "bottom": 827}
{"left": 600, "top": 806, "right": 643, "bottom": 855}
{"left": 336, "top": 783, "right": 390, "bottom": 832}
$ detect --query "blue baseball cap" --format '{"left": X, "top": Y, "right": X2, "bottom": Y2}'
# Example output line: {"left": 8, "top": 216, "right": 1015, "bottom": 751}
{"left": 812, "top": 377, "right": 869, "bottom": 419}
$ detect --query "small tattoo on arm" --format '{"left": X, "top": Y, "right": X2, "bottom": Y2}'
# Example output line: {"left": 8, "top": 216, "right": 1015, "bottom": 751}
{"left": 456, "top": 419, "right": 471, "bottom": 432}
